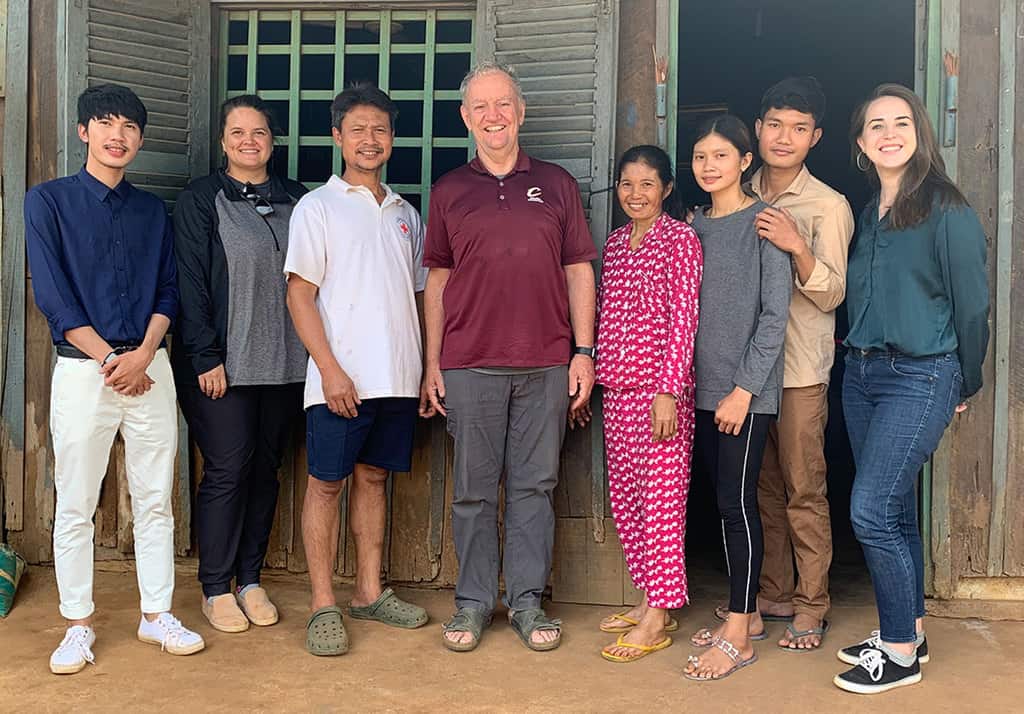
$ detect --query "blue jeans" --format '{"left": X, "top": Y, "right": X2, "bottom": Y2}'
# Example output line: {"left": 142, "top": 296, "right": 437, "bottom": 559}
{"left": 843, "top": 350, "right": 962, "bottom": 643}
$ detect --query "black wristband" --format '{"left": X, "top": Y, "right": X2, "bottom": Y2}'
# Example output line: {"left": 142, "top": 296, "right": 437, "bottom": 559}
{"left": 573, "top": 346, "right": 596, "bottom": 358}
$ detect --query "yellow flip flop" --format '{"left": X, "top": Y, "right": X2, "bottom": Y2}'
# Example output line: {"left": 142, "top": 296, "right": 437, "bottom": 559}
{"left": 601, "top": 634, "right": 673, "bottom": 663}
{"left": 599, "top": 611, "right": 639, "bottom": 633}
{"left": 600, "top": 612, "right": 679, "bottom": 633}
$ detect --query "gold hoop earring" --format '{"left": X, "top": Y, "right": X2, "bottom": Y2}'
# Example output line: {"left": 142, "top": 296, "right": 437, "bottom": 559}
{"left": 856, "top": 150, "right": 871, "bottom": 172}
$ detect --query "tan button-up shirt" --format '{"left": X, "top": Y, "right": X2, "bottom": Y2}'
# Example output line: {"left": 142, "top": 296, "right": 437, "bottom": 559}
{"left": 749, "top": 166, "right": 854, "bottom": 388}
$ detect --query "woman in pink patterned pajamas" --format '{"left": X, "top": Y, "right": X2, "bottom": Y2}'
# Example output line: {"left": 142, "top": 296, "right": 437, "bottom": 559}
{"left": 595, "top": 145, "right": 703, "bottom": 662}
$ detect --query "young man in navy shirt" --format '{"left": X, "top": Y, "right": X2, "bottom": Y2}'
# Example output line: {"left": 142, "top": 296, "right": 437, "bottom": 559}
{"left": 24, "top": 84, "right": 204, "bottom": 674}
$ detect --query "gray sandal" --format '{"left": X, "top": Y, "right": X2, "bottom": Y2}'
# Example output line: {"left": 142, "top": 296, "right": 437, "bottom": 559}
{"left": 442, "top": 608, "right": 492, "bottom": 652}
{"left": 779, "top": 619, "right": 830, "bottom": 652}
{"left": 306, "top": 605, "right": 349, "bottom": 656}
{"left": 349, "top": 587, "right": 428, "bottom": 629}
{"left": 508, "top": 608, "right": 562, "bottom": 652}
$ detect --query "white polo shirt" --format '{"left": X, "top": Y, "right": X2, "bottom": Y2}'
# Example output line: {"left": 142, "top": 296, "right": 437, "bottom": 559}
{"left": 284, "top": 175, "right": 427, "bottom": 409}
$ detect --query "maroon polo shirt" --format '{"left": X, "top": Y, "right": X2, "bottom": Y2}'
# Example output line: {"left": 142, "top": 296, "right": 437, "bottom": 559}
{"left": 424, "top": 151, "right": 597, "bottom": 370}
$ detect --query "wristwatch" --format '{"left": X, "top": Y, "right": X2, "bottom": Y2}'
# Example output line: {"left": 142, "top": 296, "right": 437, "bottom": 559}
{"left": 573, "top": 346, "right": 596, "bottom": 358}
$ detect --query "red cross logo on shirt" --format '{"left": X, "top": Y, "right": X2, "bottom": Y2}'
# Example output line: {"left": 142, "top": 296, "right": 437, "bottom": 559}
{"left": 396, "top": 218, "right": 410, "bottom": 236}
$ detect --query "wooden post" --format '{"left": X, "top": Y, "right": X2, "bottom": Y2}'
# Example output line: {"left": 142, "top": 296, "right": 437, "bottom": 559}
{"left": 613, "top": 0, "right": 658, "bottom": 228}
{"left": 8, "top": 0, "right": 59, "bottom": 563}
{"left": 944, "top": 0, "right": 1000, "bottom": 583}
{"left": 1005, "top": 0, "right": 1024, "bottom": 577}
{"left": 1, "top": 0, "right": 29, "bottom": 537}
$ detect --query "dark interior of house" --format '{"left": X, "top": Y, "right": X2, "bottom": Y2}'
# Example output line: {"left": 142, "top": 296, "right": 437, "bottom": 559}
{"left": 675, "top": 0, "right": 916, "bottom": 576}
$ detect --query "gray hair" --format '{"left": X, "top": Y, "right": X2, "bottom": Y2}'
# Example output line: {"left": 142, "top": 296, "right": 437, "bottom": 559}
{"left": 459, "top": 61, "right": 525, "bottom": 105}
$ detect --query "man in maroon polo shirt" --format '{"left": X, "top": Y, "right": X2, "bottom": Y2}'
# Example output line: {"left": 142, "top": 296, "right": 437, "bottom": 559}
{"left": 420, "top": 62, "right": 597, "bottom": 653}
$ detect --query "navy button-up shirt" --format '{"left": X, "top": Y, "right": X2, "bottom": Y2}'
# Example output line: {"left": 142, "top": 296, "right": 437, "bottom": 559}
{"left": 24, "top": 168, "right": 178, "bottom": 345}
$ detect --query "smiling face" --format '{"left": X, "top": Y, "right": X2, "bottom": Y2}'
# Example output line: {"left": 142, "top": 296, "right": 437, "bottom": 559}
{"left": 77, "top": 115, "right": 143, "bottom": 172}
{"left": 221, "top": 106, "right": 273, "bottom": 175}
{"left": 460, "top": 70, "right": 525, "bottom": 160}
{"left": 691, "top": 132, "right": 753, "bottom": 195}
{"left": 617, "top": 161, "right": 670, "bottom": 225}
{"left": 857, "top": 95, "right": 918, "bottom": 174}
{"left": 332, "top": 104, "right": 394, "bottom": 175}
{"left": 756, "top": 108, "right": 821, "bottom": 170}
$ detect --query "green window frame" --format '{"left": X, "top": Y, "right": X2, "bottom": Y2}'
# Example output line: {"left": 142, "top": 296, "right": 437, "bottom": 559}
{"left": 218, "top": 7, "right": 475, "bottom": 212}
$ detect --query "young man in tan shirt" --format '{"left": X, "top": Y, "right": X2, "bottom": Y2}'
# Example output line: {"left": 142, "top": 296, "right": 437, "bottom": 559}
{"left": 740, "top": 77, "right": 854, "bottom": 651}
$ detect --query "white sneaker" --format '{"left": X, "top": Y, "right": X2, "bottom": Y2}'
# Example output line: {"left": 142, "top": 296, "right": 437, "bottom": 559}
{"left": 137, "top": 612, "right": 206, "bottom": 655}
{"left": 50, "top": 625, "right": 96, "bottom": 674}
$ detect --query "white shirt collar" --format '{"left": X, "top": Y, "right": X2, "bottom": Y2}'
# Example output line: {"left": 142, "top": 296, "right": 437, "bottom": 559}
{"left": 327, "top": 174, "right": 403, "bottom": 207}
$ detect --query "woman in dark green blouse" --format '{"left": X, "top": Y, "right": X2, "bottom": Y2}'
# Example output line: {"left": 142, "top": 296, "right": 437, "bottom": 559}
{"left": 834, "top": 84, "right": 989, "bottom": 696}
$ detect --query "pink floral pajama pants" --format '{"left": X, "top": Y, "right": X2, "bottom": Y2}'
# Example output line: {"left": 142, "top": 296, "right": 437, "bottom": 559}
{"left": 603, "top": 385, "right": 694, "bottom": 609}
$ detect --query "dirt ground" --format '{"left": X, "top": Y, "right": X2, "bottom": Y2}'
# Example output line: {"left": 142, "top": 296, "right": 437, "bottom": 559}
{"left": 1, "top": 563, "right": 1021, "bottom": 713}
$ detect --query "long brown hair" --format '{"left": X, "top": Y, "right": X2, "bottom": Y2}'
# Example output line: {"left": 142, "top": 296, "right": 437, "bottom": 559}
{"left": 849, "top": 83, "right": 966, "bottom": 229}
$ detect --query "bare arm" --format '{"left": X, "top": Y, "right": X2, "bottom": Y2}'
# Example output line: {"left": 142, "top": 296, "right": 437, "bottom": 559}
{"left": 420, "top": 268, "right": 450, "bottom": 416}
{"left": 64, "top": 326, "right": 115, "bottom": 364}
{"left": 565, "top": 261, "right": 596, "bottom": 411}
{"left": 565, "top": 261, "right": 596, "bottom": 347}
{"left": 286, "top": 275, "right": 360, "bottom": 417}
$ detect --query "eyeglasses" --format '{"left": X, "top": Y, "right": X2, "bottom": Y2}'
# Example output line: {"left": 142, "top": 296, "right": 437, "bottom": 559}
{"left": 240, "top": 183, "right": 275, "bottom": 217}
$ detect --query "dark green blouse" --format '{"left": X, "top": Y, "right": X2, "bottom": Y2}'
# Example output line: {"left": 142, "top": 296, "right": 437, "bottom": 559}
{"left": 845, "top": 196, "right": 989, "bottom": 398}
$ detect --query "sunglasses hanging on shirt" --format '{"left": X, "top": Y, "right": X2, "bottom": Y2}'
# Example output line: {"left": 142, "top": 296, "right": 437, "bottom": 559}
{"left": 240, "top": 183, "right": 275, "bottom": 217}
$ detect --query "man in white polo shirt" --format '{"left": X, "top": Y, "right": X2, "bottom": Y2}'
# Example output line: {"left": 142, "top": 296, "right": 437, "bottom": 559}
{"left": 285, "top": 84, "right": 429, "bottom": 656}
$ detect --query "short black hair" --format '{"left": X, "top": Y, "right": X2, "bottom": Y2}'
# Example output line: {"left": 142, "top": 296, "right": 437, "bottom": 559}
{"left": 77, "top": 84, "right": 148, "bottom": 132}
{"left": 330, "top": 83, "right": 398, "bottom": 131}
{"left": 759, "top": 76, "right": 826, "bottom": 126}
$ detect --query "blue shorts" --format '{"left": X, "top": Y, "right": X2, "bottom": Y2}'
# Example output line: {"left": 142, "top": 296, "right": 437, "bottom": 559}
{"left": 306, "top": 397, "right": 418, "bottom": 481}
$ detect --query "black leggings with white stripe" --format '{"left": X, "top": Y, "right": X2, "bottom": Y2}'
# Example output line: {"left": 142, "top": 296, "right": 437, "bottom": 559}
{"left": 695, "top": 409, "right": 774, "bottom": 614}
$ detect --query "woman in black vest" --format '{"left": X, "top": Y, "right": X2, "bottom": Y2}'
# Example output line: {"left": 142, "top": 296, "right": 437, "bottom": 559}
{"left": 172, "top": 95, "right": 307, "bottom": 633}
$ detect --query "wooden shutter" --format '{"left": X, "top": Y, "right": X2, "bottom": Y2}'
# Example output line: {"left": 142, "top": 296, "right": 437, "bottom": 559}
{"left": 476, "top": 0, "right": 618, "bottom": 252}
{"left": 60, "top": 0, "right": 211, "bottom": 209}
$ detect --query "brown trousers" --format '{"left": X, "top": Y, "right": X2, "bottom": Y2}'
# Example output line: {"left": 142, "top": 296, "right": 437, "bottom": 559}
{"left": 757, "top": 384, "right": 832, "bottom": 619}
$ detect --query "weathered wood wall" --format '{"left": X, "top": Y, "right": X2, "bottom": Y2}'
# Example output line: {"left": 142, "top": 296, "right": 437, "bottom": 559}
{"left": 1006, "top": 0, "right": 1024, "bottom": 578}
{"left": 4, "top": 0, "right": 57, "bottom": 566}
{"left": 944, "top": 0, "right": 999, "bottom": 583}
{"left": 929, "top": 0, "right": 1022, "bottom": 603}
{"left": 0, "top": 0, "right": 8, "bottom": 545}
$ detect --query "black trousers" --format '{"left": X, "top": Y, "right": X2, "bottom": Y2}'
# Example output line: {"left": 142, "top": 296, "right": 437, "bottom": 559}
{"left": 695, "top": 409, "right": 774, "bottom": 614}
{"left": 178, "top": 381, "right": 303, "bottom": 597}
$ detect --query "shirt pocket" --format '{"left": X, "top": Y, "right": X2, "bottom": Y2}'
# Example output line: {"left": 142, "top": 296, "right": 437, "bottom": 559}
{"left": 635, "top": 262, "right": 670, "bottom": 319}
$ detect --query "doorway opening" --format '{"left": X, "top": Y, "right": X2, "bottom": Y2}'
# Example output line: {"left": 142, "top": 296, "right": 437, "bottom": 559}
{"left": 675, "top": 0, "right": 917, "bottom": 587}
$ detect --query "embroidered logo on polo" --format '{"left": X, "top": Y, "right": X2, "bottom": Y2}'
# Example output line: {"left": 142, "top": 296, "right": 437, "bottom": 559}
{"left": 526, "top": 186, "right": 544, "bottom": 204}
{"left": 396, "top": 217, "right": 412, "bottom": 238}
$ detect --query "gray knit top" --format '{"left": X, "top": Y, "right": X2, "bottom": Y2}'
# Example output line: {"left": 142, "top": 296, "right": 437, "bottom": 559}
{"left": 689, "top": 200, "right": 792, "bottom": 414}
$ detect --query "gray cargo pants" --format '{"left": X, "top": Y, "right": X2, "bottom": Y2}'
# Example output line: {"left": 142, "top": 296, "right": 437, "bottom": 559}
{"left": 443, "top": 367, "right": 569, "bottom": 613}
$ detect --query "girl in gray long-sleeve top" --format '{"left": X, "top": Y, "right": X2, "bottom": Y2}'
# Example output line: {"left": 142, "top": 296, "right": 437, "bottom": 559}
{"left": 683, "top": 115, "right": 792, "bottom": 683}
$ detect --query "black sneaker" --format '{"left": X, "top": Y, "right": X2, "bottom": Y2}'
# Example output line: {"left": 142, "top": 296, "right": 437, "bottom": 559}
{"left": 837, "top": 630, "right": 929, "bottom": 665}
{"left": 833, "top": 648, "right": 922, "bottom": 694}
{"left": 918, "top": 636, "right": 929, "bottom": 663}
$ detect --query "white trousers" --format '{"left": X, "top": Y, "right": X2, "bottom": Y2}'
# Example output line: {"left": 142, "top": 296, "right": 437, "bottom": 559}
{"left": 50, "top": 349, "right": 178, "bottom": 619}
